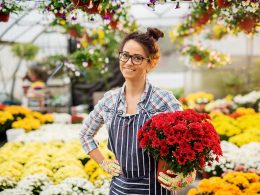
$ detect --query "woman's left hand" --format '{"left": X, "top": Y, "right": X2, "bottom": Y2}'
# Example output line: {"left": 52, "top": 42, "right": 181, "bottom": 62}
{"left": 158, "top": 170, "right": 196, "bottom": 191}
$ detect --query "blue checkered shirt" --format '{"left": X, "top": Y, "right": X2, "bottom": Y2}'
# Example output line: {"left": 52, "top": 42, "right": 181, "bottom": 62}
{"left": 79, "top": 80, "right": 182, "bottom": 154}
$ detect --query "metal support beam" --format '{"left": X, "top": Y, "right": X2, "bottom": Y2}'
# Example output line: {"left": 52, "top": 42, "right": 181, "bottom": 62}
{"left": 0, "top": 10, "right": 33, "bottom": 39}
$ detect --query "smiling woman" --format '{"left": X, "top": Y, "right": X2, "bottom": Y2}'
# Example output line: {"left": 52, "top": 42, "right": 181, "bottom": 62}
{"left": 79, "top": 28, "right": 186, "bottom": 195}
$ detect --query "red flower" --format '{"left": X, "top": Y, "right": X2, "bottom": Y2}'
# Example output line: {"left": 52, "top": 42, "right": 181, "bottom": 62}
{"left": 137, "top": 109, "right": 222, "bottom": 175}
{"left": 140, "top": 136, "right": 149, "bottom": 148}
{"left": 193, "top": 142, "right": 204, "bottom": 152}
{"left": 160, "top": 145, "right": 169, "bottom": 157}
{"left": 152, "top": 138, "right": 161, "bottom": 148}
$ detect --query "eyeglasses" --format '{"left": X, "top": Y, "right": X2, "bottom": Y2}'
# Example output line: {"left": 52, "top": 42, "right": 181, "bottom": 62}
{"left": 119, "top": 52, "right": 149, "bottom": 65}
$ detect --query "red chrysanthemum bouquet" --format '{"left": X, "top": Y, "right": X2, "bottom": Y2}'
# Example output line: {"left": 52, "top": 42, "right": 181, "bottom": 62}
{"left": 137, "top": 109, "right": 222, "bottom": 179}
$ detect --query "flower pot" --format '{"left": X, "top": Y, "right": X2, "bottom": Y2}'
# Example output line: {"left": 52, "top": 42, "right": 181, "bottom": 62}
{"left": 157, "top": 159, "right": 171, "bottom": 180}
{"left": 84, "top": 1, "right": 100, "bottom": 14}
{"left": 72, "top": 0, "right": 90, "bottom": 8}
{"left": 68, "top": 28, "right": 78, "bottom": 38}
{"left": 55, "top": 12, "right": 65, "bottom": 19}
{"left": 193, "top": 54, "right": 202, "bottom": 62}
{"left": 101, "top": 10, "right": 114, "bottom": 19}
{"left": 157, "top": 159, "right": 197, "bottom": 188}
{"left": 239, "top": 18, "right": 256, "bottom": 34}
{"left": 196, "top": 13, "right": 210, "bottom": 26}
{"left": 110, "top": 20, "right": 118, "bottom": 29}
{"left": 0, "top": 12, "right": 10, "bottom": 22}
{"left": 216, "top": 0, "right": 231, "bottom": 8}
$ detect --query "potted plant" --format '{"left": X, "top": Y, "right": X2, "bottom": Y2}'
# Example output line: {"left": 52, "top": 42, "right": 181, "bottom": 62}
{"left": 181, "top": 44, "right": 208, "bottom": 64}
{"left": 0, "top": 1, "right": 22, "bottom": 22}
{"left": 43, "top": 0, "right": 72, "bottom": 20}
{"left": 191, "top": 3, "right": 214, "bottom": 27}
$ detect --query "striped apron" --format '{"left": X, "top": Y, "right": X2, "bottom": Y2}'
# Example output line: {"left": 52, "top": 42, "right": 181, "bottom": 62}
{"left": 107, "top": 85, "right": 174, "bottom": 195}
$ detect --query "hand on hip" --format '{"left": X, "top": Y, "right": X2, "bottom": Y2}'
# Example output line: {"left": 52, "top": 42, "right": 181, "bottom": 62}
{"left": 99, "top": 159, "right": 122, "bottom": 177}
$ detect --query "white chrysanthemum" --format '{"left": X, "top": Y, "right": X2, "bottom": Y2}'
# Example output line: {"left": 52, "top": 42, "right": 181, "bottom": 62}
{"left": 40, "top": 183, "right": 74, "bottom": 195}
{"left": 0, "top": 188, "right": 27, "bottom": 195}
{"left": 17, "top": 174, "right": 52, "bottom": 194}
{"left": 234, "top": 91, "right": 260, "bottom": 105}
{"left": 0, "top": 176, "right": 17, "bottom": 191}
{"left": 61, "top": 177, "right": 94, "bottom": 194}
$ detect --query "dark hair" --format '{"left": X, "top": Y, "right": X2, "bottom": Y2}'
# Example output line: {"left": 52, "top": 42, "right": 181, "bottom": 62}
{"left": 119, "top": 27, "right": 164, "bottom": 70}
{"left": 24, "top": 66, "right": 48, "bottom": 83}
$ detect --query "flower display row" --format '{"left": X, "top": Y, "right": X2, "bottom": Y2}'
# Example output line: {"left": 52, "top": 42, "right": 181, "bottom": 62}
{"left": 0, "top": 106, "right": 53, "bottom": 132}
{"left": 188, "top": 171, "right": 260, "bottom": 195}
{"left": 15, "top": 123, "right": 107, "bottom": 143}
{"left": 211, "top": 112, "right": 260, "bottom": 146}
{"left": 234, "top": 90, "right": 260, "bottom": 112}
{"left": 0, "top": 140, "right": 113, "bottom": 185}
{"left": 0, "top": 174, "right": 110, "bottom": 195}
{"left": 203, "top": 141, "right": 260, "bottom": 178}
{"left": 180, "top": 91, "right": 260, "bottom": 114}
{"left": 205, "top": 98, "right": 237, "bottom": 115}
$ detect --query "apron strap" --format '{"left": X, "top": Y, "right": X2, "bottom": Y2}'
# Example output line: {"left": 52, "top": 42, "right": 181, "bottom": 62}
{"left": 139, "top": 85, "right": 153, "bottom": 118}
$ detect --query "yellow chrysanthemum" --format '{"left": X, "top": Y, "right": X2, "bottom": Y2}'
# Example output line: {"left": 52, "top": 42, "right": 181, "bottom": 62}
{"left": 0, "top": 111, "right": 14, "bottom": 124}
{"left": 22, "top": 165, "right": 53, "bottom": 178}
{"left": 89, "top": 168, "right": 110, "bottom": 183}
{"left": 186, "top": 92, "right": 214, "bottom": 106}
{"left": 4, "top": 105, "right": 31, "bottom": 116}
{"left": 53, "top": 165, "right": 87, "bottom": 184}
{"left": 12, "top": 117, "right": 41, "bottom": 132}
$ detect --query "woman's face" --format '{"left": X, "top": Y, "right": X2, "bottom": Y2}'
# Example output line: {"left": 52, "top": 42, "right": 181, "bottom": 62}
{"left": 119, "top": 40, "right": 150, "bottom": 81}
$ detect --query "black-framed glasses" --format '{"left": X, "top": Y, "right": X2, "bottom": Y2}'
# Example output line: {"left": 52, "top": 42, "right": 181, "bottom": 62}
{"left": 119, "top": 52, "right": 149, "bottom": 65}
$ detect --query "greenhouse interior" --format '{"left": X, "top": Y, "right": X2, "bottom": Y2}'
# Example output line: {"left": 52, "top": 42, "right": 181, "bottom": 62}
{"left": 0, "top": 0, "right": 260, "bottom": 194}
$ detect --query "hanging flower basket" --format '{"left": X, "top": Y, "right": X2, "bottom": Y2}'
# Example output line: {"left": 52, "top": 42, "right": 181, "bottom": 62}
{"left": 216, "top": 0, "right": 231, "bottom": 8}
{"left": 102, "top": 11, "right": 118, "bottom": 29}
{"left": 0, "top": 11, "right": 10, "bottom": 22}
{"left": 55, "top": 12, "right": 66, "bottom": 19}
{"left": 239, "top": 18, "right": 256, "bottom": 34}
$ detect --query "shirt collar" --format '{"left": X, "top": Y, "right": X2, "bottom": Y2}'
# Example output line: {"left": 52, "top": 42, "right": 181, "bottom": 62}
{"left": 119, "top": 79, "right": 151, "bottom": 104}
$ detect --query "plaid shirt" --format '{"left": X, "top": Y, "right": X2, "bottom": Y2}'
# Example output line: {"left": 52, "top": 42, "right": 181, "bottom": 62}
{"left": 79, "top": 80, "right": 182, "bottom": 154}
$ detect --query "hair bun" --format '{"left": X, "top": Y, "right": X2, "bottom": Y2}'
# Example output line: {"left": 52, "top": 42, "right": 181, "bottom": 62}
{"left": 146, "top": 27, "right": 164, "bottom": 41}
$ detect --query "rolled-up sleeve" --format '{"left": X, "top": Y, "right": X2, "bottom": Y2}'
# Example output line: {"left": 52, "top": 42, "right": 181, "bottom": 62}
{"left": 79, "top": 98, "right": 105, "bottom": 154}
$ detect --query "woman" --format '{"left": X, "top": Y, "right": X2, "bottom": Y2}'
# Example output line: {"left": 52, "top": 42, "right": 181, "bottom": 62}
{"left": 79, "top": 28, "right": 193, "bottom": 195}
